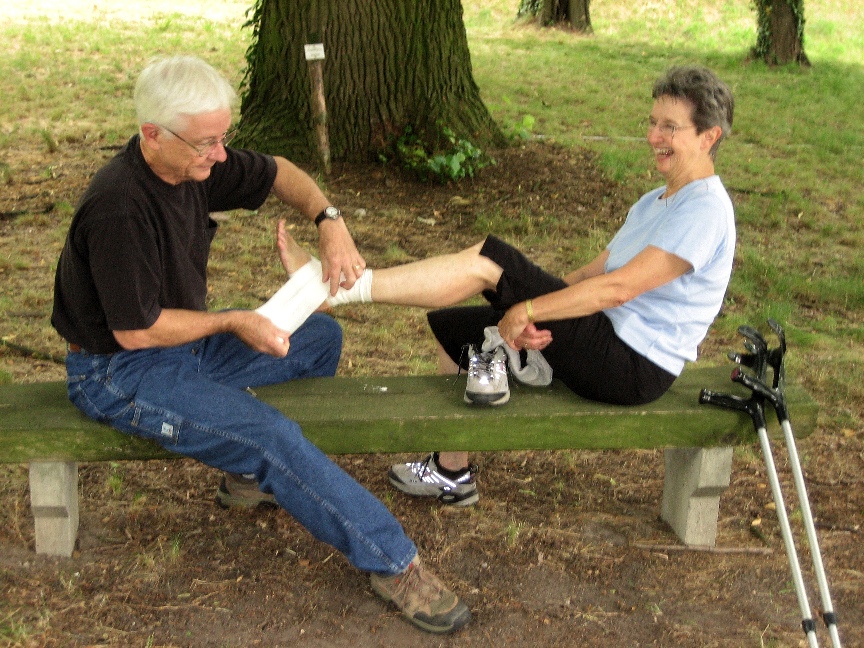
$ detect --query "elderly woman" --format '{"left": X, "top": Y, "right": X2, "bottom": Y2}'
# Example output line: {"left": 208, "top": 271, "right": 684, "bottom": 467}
{"left": 265, "top": 64, "right": 736, "bottom": 507}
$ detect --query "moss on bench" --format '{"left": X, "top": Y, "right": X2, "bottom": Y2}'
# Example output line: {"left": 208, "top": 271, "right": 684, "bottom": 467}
{"left": 1, "top": 364, "right": 819, "bottom": 554}
{"left": 0, "top": 364, "right": 818, "bottom": 463}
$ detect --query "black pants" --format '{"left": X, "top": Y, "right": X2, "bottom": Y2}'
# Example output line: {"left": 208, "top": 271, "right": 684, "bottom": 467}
{"left": 427, "top": 236, "right": 675, "bottom": 406}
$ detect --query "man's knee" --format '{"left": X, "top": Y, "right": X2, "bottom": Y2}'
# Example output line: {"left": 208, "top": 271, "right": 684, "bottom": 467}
{"left": 302, "top": 313, "right": 342, "bottom": 376}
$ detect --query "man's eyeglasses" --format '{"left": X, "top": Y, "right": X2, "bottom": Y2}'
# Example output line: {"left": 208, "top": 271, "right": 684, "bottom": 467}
{"left": 160, "top": 125, "right": 238, "bottom": 157}
{"left": 646, "top": 119, "right": 694, "bottom": 138}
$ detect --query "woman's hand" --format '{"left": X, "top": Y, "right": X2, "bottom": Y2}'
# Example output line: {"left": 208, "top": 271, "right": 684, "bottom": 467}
{"left": 497, "top": 303, "right": 553, "bottom": 351}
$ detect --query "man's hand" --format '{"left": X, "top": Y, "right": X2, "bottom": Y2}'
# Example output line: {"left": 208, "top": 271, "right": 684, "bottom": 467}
{"left": 317, "top": 217, "right": 366, "bottom": 296}
{"left": 232, "top": 310, "right": 292, "bottom": 357}
{"left": 268, "top": 156, "right": 366, "bottom": 296}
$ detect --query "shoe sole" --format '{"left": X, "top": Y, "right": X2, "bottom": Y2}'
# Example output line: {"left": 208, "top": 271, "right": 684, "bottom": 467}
{"left": 388, "top": 474, "right": 479, "bottom": 507}
{"left": 370, "top": 580, "right": 473, "bottom": 634}
{"left": 464, "top": 390, "right": 510, "bottom": 406}
{"left": 215, "top": 489, "right": 279, "bottom": 511}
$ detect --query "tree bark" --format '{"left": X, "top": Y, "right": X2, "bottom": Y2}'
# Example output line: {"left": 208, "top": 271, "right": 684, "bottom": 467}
{"left": 754, "top": 0, "right": 810, "bottom": 66}
{"left": 238, "top": 0, "right": 506, "bottom": 164}
{"left": 518, "top": 0, "right": 592, "bottom": 33}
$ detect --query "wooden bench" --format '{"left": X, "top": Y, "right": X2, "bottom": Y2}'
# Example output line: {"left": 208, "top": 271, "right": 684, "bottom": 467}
{"left": 0, "top": 365, "right": 818, "bottom": 557}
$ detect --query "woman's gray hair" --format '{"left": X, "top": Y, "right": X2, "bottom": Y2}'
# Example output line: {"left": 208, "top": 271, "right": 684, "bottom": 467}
{"left": 653, "top": 65, "right": 734, "bottom": 159}
{"left": 134, "top": 55, "right": 237, "bottom": 132}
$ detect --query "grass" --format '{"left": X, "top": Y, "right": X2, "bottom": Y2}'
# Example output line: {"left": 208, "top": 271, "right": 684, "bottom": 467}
{"left": 0, "top": 0, "right": 861, "bottom": 433}
{"left": 462, "top": 0, "right": 864, "bottom": 432}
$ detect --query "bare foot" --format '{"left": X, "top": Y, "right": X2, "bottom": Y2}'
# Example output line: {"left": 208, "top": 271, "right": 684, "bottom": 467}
{"left": 277, "top": 219, "right": 313, "bottom": 276}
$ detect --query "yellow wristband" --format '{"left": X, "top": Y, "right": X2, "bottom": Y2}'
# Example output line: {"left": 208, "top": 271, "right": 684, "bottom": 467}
{"left": 525, "top": 299, "right": 534, "bottom": 323}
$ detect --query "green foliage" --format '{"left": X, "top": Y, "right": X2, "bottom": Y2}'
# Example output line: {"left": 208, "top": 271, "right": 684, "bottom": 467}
{"left": 388, "top": 125, "right": 495, "bottom": 183}
{"left": 517, "top": 0, "right": 543, "bottom": 18}
{"left": 503, "top": 114, "right": 537, "bottom": 141}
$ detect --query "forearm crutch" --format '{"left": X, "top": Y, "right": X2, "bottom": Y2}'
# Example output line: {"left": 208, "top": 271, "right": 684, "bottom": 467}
{"left": 700, "top": 326, "right": 821, "bottom": 648}
{"left": 733, "top": 321, "right": 841, "bottom": 647}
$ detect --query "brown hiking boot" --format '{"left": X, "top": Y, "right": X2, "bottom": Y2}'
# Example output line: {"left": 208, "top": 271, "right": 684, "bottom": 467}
{"left": 370, "top": 556, "right": 472, "bottom": 634}
{"left": 215, "top": 473, "right": 278, "bottom": 510}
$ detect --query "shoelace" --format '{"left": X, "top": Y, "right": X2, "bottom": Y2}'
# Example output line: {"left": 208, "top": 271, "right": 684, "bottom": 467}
{"left": 389, "top": 562, "right": 443, "bottom": 608}
{"left": 469, "top": 351, "right": 504, "bottom": 377}
{"left": 418, "top": 454, "right": 434, "bottom": 478}
{"left": 450, "top": 343, "right": 511, "bottom": 391}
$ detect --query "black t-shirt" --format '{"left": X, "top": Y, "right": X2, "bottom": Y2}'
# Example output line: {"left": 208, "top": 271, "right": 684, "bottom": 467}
{"left": 51, "top": 135, "right": 277, "bottom": 354}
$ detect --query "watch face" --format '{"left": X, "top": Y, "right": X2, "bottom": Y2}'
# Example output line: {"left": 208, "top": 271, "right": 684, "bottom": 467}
{"left": 324, "top": 206, "right": 341, "bottom": 218}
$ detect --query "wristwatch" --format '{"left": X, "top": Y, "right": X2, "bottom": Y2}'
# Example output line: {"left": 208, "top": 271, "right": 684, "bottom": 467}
{"left": 314, "top": 206, "right": 342, "bottom": 227}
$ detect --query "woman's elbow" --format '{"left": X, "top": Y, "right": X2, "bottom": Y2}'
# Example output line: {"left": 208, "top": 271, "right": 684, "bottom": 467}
{"left": 604, "top": 287, "right": 634, "bottom": 310}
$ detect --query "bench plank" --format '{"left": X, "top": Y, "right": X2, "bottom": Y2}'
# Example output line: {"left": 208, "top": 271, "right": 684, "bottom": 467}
{"left": 0, "top": 365, "right": 819, "bottom": 554}
{"left": 0, "top": 365, "right": 817, "bottom": 463}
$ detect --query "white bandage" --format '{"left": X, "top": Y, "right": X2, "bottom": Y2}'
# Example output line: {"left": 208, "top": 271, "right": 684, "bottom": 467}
{"left": 256, "top": 259, "right": 329, "bottom": 334}
{"left": 325, "top": 269, "right": 373, "bottom": 307}
{"left": 256, "top": 258, "right": 374, "bottom": 333}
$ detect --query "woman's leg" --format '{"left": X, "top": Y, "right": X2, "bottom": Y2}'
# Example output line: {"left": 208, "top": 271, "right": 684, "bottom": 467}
{"left": 275, "top": 227, "right": 503, "bottom": 309}
{"left": 434, "top": 345, "right": 469, "bottom": 472}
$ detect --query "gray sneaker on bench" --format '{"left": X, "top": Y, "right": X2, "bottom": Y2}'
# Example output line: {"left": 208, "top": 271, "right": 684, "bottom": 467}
{"left": 389, "top": 453, "right": 478, "bottom": 506}
{"left": 216, "top": 473, "right": 278, "bottom": 510}
{"left": 464, "top": 344, "right": 509, "bottom": 406}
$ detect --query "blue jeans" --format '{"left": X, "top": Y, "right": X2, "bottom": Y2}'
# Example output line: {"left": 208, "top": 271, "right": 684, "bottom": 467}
{"left": 65, "top": 313, "right": 416, "bottom": 575}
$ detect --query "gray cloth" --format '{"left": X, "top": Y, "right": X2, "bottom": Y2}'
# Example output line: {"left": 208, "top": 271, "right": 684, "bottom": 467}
{"left": 481, "top": 326, "right": 552, "bottom": 387}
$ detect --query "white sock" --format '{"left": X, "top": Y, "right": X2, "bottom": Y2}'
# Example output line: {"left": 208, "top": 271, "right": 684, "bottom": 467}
{"left": 325, "top": 269, "right": 373, "bottom": 307}
{"left": 256, "top": 258, "right": 374, "bottom": 333}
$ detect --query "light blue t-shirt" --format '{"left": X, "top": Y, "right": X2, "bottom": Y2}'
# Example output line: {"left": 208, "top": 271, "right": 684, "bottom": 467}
{"left": 603, "top": 175, "right": 735, "bottom": 375}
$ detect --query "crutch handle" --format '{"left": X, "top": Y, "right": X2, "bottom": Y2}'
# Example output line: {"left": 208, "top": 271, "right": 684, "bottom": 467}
{"left": 731, "top": 368, "right": 791, "bottom": 422}
{"left": 766, "top": 318, "right": 788, "bottom": 389}
{"left": 736, "top": 326, "right": 769, "bottom": 381}
{"left": 699, "top": 388, "right": 748, "bottom": 410}
{"left": 699, "top": 388, "right": 768, "bottom": 430}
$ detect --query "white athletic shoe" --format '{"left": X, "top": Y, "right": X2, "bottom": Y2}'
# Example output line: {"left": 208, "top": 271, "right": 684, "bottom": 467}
{"left": 388, "top": 453, "right": 479, "bottom": 506}
{"left": 464, "top": 345, "right": 510, "bottom": 406}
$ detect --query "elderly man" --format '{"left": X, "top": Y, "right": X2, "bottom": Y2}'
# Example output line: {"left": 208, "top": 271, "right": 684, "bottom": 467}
{"left": 50, "top": 55, "right": 470, "bottom": 635}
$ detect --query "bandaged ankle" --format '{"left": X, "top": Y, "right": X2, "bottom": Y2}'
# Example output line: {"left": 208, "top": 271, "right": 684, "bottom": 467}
{"left": 325, "top": 269, "right": 374, "bottom": 307}
{"left": 256, "top": 258, "right": 329, "bottom": 333}
{"left": 256, "top": 259, "right": 375, "bottom": 333}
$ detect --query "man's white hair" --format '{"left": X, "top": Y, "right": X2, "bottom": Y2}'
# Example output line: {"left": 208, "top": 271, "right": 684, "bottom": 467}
{"left": 134, "top": 55, "right": 237, "bottom": 131}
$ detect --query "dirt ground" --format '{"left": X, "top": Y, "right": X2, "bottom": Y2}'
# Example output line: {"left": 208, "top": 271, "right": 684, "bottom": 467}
{"left": 1, "top": 138, "right": 863, "bottom": 648}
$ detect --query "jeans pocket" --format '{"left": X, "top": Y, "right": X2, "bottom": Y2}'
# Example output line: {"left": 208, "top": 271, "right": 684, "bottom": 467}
{"left": 129, "top": 402, "right": 183, "bottom": 445}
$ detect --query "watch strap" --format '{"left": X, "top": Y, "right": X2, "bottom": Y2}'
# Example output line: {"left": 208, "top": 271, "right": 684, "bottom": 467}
{"left": 314, "top": 207, "right": 340, "bottom": 227}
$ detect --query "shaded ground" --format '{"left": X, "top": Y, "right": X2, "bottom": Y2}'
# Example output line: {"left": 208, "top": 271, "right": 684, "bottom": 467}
{"left": 1, "top": 140, "right": 863, "bottom": 648}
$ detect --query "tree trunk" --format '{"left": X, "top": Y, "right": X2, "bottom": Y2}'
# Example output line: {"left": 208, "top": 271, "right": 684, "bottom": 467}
{"left": 568, "top": 0, "right": 592, "bottom": 32}
{"left": 753, "top": 0, "right": 810, "bottom": 66}
{"left": 238, "top": 0, "right": 506, "bottom": 164}
{"left": 518, "top": 0, "right": 592, "bottom": 33}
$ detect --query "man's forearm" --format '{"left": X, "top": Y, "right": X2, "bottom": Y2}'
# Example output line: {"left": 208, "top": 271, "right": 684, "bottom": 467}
{"left": 112, "top": 308, "right": 243, "bottom": 350}
{"left": 270, "top": 156, "right": 330, "bottom": 220}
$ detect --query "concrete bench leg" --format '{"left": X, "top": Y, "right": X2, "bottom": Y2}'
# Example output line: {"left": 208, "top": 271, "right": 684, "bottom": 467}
{"left": 661, "top": 447, "right": 733, "bottom": 547}
{"left": 29, "top": 461, "right": 79, "bottom": 557}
